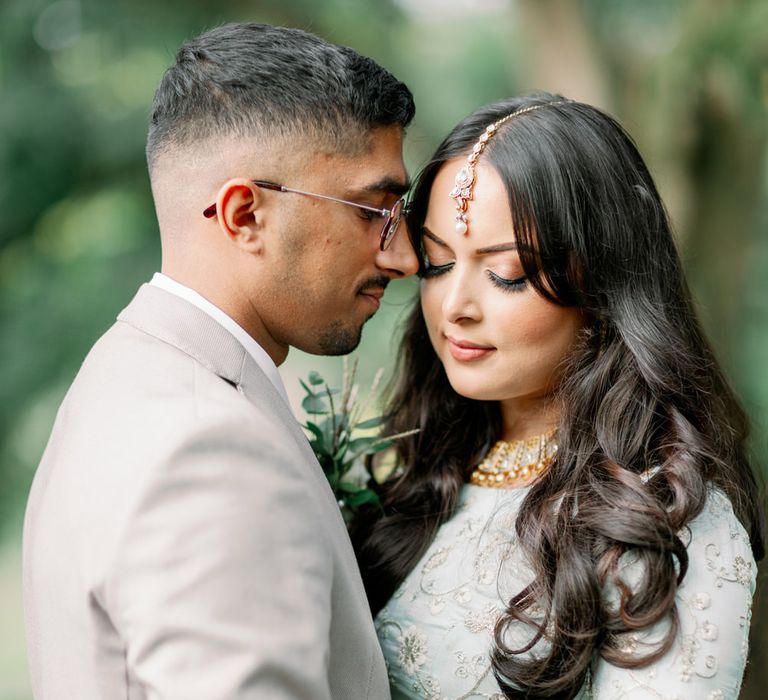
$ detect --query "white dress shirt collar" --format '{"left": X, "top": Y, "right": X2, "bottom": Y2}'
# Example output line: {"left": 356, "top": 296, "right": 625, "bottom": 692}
{"left": 149, "top": 273, "right": 290, "bottom": 405}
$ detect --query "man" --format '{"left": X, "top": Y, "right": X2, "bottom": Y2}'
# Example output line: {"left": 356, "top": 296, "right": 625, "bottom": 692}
{"left": 23, "top": 23, "right": 417, "bottom": 699}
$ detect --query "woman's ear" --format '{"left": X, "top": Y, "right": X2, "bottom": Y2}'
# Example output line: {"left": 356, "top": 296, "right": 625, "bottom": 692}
{"left": 214, "top": 178, "right": 265, "bottom": 253}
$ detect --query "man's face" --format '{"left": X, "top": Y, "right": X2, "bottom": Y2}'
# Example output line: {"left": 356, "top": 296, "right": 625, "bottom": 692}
{"left": 258, "top": 126, "right": 419, "bottom": 356}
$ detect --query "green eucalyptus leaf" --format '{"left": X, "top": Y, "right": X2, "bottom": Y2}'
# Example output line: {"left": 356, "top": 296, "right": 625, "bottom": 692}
{"left": 338, "top": 481, "right": 362, "bottom": 493}
{"left": 302, "top": 394, "right": 329, "bottom": 415}
{"left": 308, "top": 371, "right": 325, "bottom": 386}
{"left": 370, "top": 439, "right": 394, "bottom": 453}
{"left": 304, "top": 421, "right": 324, "bottom": 442}
{"left": 346, "top": 489, "right": 380, "bottom": 507}
{"left": 347, "top": 436, "right": 377, "bottom": 454}
{"left": 355, "top": 415, "right": 387, "bottom": 430}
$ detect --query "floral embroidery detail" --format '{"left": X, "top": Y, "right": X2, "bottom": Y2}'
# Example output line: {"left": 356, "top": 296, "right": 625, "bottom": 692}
{"left": 617, "top": 633, "right": 639, "bottom": 655}
{"left": 701, "top": 621, "right": 718, "bottom": 641}
{"left": 455, "top": 651, "right": 486, "bottom": 679}
{"left": 424, "top": 547, "right": 450, "bottom": 572}
{"left": 430, "top": 596, "right": 446, "bottom": 616}
{"left": 421, "top": 675, "right": 442, "bottom": 700}
{"left": 398, "top": 625, "right": 428, "bottom": 675}
{"left": 732, "top": 556, "right": 752, "bottom": 586}
{"left": 680, "top": 635, "right": 698, "bottom": 681}
{"left": 478, "top": 568, "right": 495, "bottom": 585}
{"left": 693, "top": 592, "right": 711, "bottom": 610}
{"left": 699, "top": 654, "right": 718, "bottom": 679}
{"left": 705, "top": 544, "right": 754, "bottom": 589}
{"left": 376, "top": 485, "right": 755, "bottom": 699}
{"left": 454, "top": 584, "right": 472, "bottom": 604}
{"left": 464, "top": 602, "right": 502, "bottom": 634}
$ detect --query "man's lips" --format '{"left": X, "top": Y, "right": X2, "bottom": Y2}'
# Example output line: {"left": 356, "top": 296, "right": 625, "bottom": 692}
{"left": 359, "top": 288, "right": 385, "bottom": 310}
{"left": 446, "top": 335, "right": 496, "bottom": 362}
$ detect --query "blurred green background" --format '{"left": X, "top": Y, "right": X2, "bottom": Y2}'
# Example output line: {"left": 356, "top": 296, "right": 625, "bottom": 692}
{"left": 1, "top": 0, "right": 766, "bottom": 697}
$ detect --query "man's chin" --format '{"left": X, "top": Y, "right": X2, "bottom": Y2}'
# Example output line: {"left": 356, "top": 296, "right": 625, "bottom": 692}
{"left": 314, "top": 321, "right": 364, "bottom": 356}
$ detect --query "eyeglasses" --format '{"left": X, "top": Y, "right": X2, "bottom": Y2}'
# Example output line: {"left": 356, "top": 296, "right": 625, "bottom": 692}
{"left": 203, "top": 180, "right": 407, "bottom": 251}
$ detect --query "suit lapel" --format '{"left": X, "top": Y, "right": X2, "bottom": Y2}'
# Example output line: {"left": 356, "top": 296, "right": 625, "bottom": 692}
{"left": 117, "top": 284, "right": 324, "bottom": 481}
{"left": 118, "top": 284, "right": 372, "bottom": 614}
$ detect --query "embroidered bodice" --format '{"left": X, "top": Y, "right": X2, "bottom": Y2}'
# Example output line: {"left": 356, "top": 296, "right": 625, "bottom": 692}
{"left": 375, "top": 484, "right": 756, "bottom": 699}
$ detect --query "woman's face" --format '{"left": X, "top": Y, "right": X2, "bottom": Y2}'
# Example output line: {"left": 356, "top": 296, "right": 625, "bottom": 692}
{"left": 420, "top": 157, "right": 585, "bottom": 406}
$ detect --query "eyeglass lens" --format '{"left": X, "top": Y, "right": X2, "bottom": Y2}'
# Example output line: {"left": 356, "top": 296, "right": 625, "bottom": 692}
{"left": 380, "top": 198, "right": 405, "bottom": 251}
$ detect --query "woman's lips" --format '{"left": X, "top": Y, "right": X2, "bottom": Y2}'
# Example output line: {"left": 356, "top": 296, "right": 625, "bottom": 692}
{"left": 446, "top": 336, "right": 496, "bottom": 362}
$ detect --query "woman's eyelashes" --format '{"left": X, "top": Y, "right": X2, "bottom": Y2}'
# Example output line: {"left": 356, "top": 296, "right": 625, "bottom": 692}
{"left": 488, "top": 270, "right": 527, "bottom": 292}
{"left": 421, "top": 260, "right": 453, "bottom": 278}
{"left": 421, "top": 258, "right": 527, "bottom": 291}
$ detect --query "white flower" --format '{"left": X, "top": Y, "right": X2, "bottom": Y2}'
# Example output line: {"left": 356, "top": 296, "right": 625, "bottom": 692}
{"left": 398, "top": 625, "right": 428, "bottom": 675}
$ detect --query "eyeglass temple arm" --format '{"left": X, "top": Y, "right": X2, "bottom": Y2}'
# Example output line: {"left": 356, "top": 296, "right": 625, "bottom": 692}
{"left": 203, "top": 181, "right": 284, "bottom": 218}
{"left": 204, "top": 181, "right": 393, "bottom": 219}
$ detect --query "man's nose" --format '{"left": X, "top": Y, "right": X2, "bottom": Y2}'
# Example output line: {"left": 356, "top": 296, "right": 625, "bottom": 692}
{"left": 375, "top": 218, "right": 419, "bottom": 278}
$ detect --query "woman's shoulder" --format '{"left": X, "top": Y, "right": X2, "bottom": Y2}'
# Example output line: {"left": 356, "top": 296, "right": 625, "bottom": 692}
{"left": 680, "top": 483, "right": 757, "bottom": 594}
{"left": 591, "top": 484, "right": 758, "bottom": 699}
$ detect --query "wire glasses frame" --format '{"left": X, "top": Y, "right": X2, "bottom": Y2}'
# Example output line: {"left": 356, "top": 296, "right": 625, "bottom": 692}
{"left": 203, "top": 180, "right": 407, "bottom": 251}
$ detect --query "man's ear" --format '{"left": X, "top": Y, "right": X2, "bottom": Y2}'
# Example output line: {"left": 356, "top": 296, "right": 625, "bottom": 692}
{"left": 214, "top": 178, "right": 265, "bottom": 253}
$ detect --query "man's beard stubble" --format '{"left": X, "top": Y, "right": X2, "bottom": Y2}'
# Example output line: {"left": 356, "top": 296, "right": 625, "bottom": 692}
{"left": 316, "top": 275, "right": 390, "bottom": 355}
{"left": 317, "top": 320, "right": 363, "bottom": 356}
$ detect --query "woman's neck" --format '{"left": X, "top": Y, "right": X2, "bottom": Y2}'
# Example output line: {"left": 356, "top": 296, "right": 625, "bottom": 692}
{"left": 498, "top": 395, "right": 560, "bottom": 442}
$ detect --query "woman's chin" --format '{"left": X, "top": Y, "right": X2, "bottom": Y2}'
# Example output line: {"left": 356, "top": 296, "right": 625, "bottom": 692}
{"left": 444, "top": 373, "right": 509, "bottom": 403}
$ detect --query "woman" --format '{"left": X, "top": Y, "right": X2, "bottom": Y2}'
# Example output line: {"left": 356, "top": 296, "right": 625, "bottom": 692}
{"left": 353, "top": 94, "right": 765, "bottom": 699}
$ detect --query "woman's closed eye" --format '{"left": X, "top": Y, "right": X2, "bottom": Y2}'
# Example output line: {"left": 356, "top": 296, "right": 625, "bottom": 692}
{"left": 488, "top": 270, "right": 527, "bottom": 292}
{"left": 421, "top": 260, "right": 527, "bottom": 291}
{"left": 421, "top": 260, "right": 453, "bottom": 278}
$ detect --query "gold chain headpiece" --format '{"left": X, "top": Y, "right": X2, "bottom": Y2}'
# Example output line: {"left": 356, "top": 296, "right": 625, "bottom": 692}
{"left": 449, "top": 101, "right": 569, "bottom": 235}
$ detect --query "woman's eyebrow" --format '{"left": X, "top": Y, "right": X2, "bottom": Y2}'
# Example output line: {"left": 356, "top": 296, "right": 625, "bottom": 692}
{"left": 422, "top": 226, "right": 450, "bottom": 248}
{"left": 423, "top": 226, "right": 518, "bottom": 255}
{"left": 475, "top": 242, "right": 517, "bottom": 254}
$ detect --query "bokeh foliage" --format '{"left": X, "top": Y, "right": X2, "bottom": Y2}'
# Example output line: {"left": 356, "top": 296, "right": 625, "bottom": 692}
{"left": 1, "top": 0, "right": 766, "bottom": 697}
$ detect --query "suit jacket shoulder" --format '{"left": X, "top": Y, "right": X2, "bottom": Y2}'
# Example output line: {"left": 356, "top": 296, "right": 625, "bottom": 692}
{"left": 23, "top": 284, "right": 390, "bottom": 700}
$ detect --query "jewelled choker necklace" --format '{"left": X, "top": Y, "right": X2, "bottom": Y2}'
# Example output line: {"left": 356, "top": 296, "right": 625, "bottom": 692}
{"left": 469, "top": 429, "right": 558, "bottom": 488}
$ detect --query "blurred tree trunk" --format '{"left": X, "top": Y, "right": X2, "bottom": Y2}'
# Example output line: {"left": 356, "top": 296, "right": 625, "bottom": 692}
{"left": 516, "top": 0, "right": 611, "bottom": 109}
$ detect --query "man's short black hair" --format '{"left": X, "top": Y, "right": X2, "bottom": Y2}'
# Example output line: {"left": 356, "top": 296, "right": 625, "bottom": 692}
{"left": 146, "top": 23, "right": 415, "bottom": 170}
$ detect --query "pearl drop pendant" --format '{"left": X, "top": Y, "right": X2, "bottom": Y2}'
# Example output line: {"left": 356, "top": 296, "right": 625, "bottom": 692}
{"left": 455, "top": 220, "right": 468, "bottom": 235}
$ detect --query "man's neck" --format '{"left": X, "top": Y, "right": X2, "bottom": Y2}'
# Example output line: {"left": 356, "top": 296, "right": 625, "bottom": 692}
{"left": 156, "top": 268, "right": 288, "bottom": 366}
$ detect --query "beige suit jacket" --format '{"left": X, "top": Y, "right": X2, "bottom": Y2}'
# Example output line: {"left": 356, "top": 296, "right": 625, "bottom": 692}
{"left": 23, "top": 284, "right": 390, "bottom": 700}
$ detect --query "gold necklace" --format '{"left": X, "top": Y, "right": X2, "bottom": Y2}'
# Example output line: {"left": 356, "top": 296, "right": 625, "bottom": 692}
{"left": 469, "top": 429, "right": 558, "bottom": 488}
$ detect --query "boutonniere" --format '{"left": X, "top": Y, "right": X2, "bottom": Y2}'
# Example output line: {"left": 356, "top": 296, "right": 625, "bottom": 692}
{"left": 300, "top": 357, "right": 418, "bottom": 526}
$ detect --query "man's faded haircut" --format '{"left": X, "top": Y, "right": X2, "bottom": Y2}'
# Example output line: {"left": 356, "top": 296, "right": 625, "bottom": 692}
{"left": 146, "top": 22, "right": 415, "bottom": 171}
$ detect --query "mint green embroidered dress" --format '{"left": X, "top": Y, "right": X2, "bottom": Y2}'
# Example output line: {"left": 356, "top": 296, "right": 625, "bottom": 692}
{"left": 375, "top": 484, "right": 756, "bottom": 700}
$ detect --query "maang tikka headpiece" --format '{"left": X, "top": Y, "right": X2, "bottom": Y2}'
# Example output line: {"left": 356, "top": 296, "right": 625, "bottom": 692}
{"left": 449, "top": 101, "right": 568, "bottom": 235}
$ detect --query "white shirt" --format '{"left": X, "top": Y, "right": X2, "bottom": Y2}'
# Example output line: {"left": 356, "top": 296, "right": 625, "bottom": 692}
{"left": 150, "top": 273, "right": 290, "bottom": 406}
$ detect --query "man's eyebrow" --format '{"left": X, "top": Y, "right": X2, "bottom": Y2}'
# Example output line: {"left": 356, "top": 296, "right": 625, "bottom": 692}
{"left": 358, "top": 176, "right": 411, "bottom": 197}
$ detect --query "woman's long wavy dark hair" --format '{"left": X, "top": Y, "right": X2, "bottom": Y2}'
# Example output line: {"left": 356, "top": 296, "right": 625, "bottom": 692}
{"left": 352, "top": 94, "right": 765, "bottom": 699}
